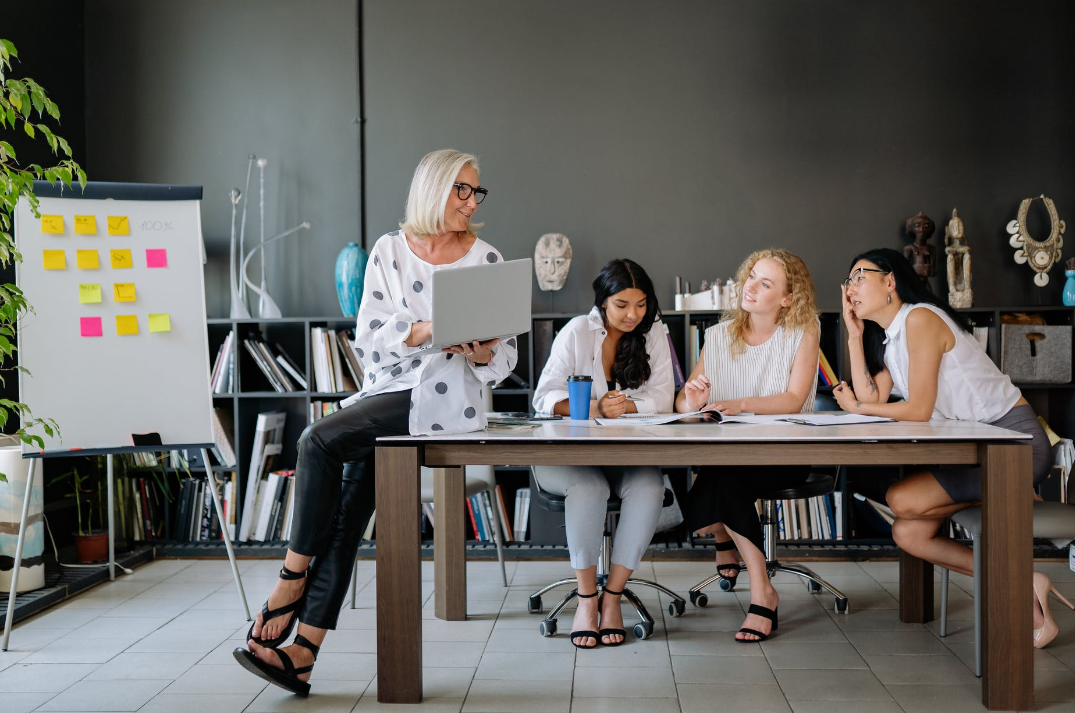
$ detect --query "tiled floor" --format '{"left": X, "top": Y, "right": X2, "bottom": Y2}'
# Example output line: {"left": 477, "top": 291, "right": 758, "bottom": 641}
{"left": 4, "top": 558, "right": 1075, "bottom": 712}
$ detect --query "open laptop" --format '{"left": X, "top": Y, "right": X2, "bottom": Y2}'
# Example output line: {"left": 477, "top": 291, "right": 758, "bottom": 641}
{"left": 430, "top": 258, "right": 532, "bottom": 349}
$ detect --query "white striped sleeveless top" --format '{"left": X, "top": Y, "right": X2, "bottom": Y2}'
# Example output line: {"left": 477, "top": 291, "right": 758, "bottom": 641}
{"left": 702, "top": 321, "right": 816, "bottom": 413}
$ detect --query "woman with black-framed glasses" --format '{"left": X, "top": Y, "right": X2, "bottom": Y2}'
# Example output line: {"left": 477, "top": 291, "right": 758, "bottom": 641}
{"left": 234, "top": 149, "right": 518, "bottom": 695}
{"left": 834, "top": 248, "right": 1061, "bottom": 649}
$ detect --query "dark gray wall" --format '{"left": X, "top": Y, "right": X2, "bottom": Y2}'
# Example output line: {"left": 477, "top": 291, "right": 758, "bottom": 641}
{"left": 85, "top": 0, "right": 360, "bottom": 317}
{"left": 364, "top": 0, "right": 1075, "bottom": 313}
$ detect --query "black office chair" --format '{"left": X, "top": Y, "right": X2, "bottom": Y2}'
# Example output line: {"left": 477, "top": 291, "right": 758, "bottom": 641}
{"left": 527, "top": 480, "right": 688, "bottom": 640}
{"left": 688, "top": 469, "right": 850, "bottom": 613}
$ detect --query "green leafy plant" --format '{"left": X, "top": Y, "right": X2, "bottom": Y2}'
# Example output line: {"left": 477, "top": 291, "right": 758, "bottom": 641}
{"left": 48, "top": 465, "right": 105, "bottom": 536}
{"left": 0, "top": 38, "right": 87, "bottom": 479}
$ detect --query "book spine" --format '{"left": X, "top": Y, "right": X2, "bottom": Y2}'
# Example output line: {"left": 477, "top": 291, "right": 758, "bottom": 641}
{"left": 665, "top": 325, "right": 685, "bottom": 389}
{"left": 495, "top": 485, "right": 513, "bottom": 540}
{"left": 465, "top": 498, "right": 479, "bottom": 540}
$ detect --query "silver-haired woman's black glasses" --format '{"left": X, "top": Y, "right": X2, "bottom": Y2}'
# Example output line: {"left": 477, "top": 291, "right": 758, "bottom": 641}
{"left": 452, "top": 182, "right": 488, "bottom": 204}
{"left": 841, "top": 267, "right": 890, "bottom": 288}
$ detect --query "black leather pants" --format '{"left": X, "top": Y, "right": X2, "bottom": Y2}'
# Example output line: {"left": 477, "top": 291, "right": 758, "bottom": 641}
{"left": 289, "top": 389, "right": 411, "bottom": 630}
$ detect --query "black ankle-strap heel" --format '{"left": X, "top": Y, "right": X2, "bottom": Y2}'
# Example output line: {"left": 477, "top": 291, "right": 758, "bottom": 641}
{"left": 569, "top": 589, "right": 601, "bottom": 650}
{"left": 713, "top": 539, "right": 742, "bottom": 587}
{"left": 233, "top": 632, "right": 320, "bottom": 697}
{"left": 598, "top": 587, "right": 627, "bottom": 647}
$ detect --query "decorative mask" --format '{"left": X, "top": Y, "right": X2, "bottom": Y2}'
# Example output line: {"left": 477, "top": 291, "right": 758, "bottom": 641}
{"left": 1007, "top": 195, "right": 1066, "bottom": 287}
{"left": 534, "top": 233, "right": 572, "bottom": 291}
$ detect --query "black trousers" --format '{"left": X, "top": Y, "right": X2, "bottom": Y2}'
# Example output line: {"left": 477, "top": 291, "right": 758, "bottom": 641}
{"left": 288, "top": 389, "right": 411, "bottom": 630}
{"left": 685, "top": 466, "right": 810, "bottom": 552}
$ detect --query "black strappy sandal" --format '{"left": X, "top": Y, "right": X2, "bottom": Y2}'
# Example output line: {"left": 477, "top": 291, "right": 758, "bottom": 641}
{"left": 234, "top": 633, "right": 320, "bottom": 697}
{"left": 247, "top": 565, "right": 308, "bottom": 648}
{"left": 598, "top": 588, "right": 627, "bottom": 646}
{"left": 736, "top": 603, "right": 778, "bottom": 643}
{"left": 713, "top": 539, "right": 741, "bottom": 589}
{"left": 570, "top": 590, "right": 601, "bottom": 649}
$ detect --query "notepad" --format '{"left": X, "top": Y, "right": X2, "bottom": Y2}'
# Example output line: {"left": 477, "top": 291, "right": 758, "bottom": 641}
{"left": 777, "top": 414, "right": 894, "bottom": 426}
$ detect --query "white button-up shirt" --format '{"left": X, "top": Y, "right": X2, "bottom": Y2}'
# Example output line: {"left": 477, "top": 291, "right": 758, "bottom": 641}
{"left": 341, "top": 230, "right": 519, "bottom": 435}
{"left": 533, "top": 306, "right": 675, "bottom": 415}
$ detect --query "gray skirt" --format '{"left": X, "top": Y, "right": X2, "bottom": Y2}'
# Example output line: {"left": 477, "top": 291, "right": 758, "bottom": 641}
{"left": 933, "top": 404, "right": 1052, "bottom": 503}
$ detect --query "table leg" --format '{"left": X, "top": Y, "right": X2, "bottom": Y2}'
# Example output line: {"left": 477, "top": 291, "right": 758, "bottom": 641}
{"left": 979, "top": 443, "right": 1033, "bottom": 711}
{"left": 898, "top": 550, "right": 934, "bottom": 624}
{"left": 433, "top": 467, "right": 467, "bottom": 621}
{"left": 376, "top": 446, "right": 423, "bottom": 703}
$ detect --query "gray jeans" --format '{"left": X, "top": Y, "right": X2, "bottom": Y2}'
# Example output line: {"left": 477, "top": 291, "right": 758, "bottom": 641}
{"left": 531, "top": 465, "right": 664, "bottom": 571}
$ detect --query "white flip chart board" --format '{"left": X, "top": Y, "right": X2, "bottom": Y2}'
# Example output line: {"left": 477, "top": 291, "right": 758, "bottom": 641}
{"left": 15, "top": 182, "right": 214, "bottom": 455}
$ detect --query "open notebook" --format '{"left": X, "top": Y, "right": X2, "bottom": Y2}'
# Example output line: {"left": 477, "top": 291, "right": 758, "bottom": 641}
{"left": 595, "top": 412, "right": 893, "bottom": 426}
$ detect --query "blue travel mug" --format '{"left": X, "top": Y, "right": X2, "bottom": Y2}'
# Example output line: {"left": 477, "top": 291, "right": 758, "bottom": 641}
{"left": 567, "top": 375, "right": 593, "bottom": 420}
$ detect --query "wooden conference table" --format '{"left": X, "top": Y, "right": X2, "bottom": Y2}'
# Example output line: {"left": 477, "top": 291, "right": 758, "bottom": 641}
{"left": 375, "top": 419, "right": 1032, "bottom": 711}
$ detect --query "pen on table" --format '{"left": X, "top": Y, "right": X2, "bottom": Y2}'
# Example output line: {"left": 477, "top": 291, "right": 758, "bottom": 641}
{"left": 607, "top": 393, "right": 641, "bottom": 402}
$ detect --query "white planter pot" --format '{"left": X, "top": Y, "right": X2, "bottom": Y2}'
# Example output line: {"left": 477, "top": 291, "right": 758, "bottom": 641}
{"left": 0, "top": 445, "right": 45, "bottom": 592}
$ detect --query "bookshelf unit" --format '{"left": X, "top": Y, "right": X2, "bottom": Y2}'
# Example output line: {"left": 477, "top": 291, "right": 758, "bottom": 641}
{"left": 149, "top": 306, "right": 1073, "bottom": 558}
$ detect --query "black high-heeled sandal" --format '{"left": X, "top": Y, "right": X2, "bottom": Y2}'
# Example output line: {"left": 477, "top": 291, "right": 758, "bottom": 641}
{"left": 598, "top": 588, "right": 627, "bottom": 646}
{"left": 570, "top": 590, "right": 601, "bottom": 649}
{"left": 713, "top": 539, "right": 741, "bottom": 588}
{"left": 234, "top": 633, "right": 320, "bottom": 697}
{"left": 735, "top": 603, "right": 778, "bottom": 643}
{"left": 246, "top": 565, "right": 308, "bottom": 648}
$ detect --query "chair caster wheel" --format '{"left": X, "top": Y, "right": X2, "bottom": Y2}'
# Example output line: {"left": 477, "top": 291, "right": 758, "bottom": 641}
{"left": 718, "top": 576, "right": 735, "bottom": 592}
{"left": 668, "top": 599, "right": 686, "bottom": 618}
{"left": 808, "top": 580, "right": 822, "bottom": 593}
{"left": 835, "top": 597, "right": 849, "bottom": 614}
{"left": 633, "top": 621, "right": 654, "bottom": 640}
{"left": 528, "top": 596, "right": 542, "bottom": 614}
{"left": 539, "top": 620, "right": 557, "bottom": 637}
{"left": 690, "top": 591, "right": 709, "bottom": 608}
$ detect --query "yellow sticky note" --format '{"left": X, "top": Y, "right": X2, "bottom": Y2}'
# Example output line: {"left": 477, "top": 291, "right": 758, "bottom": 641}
{"left": 115, "top": 315, "right": 138, "bottom": 335}
{"left": 43, "top": 250, "right": 66, "bottom": 270}
{"left": 110, "top": 249, "right": 133, "bottom": 269}
{"left": 41, "top": 215, "right": 64, "bottom": 234}
{"left": 78, "top": 284, "right": 102, "bottom": 304}
{"left": 114, "top": 283, "right": 136, "bottom": 302}
{"left": 76, "top": 249, "right": 99, "bottom": 269}
{"left": 148, "top": 313, "right": 171, "bottom": 333}
{"left": 107, "top": 216, "right": 129, "bottom": 235}
{"left": 74, "top": 215, "right": 97, "bottom": 235}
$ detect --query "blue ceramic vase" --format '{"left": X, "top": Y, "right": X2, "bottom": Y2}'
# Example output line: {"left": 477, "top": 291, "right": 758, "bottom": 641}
{"left": 335, "top": 242, "right": 368, "bottom": 318}
{"left": 1064, "top": 270, "right": 1075, "bottom": 307}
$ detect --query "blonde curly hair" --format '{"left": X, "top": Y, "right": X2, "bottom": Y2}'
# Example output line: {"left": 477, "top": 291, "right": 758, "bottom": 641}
{"left": 723, "top": 249, "right": 818, "bottom": 357}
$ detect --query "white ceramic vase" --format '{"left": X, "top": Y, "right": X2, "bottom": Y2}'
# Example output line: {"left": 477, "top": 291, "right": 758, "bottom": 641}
{"left": 0, "top": 444, "right": 45, "bottom": 592}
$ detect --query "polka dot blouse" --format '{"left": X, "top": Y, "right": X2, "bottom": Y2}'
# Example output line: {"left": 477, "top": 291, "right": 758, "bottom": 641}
{"left": 340, "top": 230, "right": 520, "bottom": 435}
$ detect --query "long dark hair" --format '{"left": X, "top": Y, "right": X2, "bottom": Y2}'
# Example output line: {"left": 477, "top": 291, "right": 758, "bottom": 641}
{"left": 850, "top": 248, "right": 970, "bottom": 376}
{"left": 593, "top": 259, "right": 661, "bottom": 389}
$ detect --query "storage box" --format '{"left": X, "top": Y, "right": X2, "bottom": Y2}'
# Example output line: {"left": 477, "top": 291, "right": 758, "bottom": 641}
{"left": 1001, "top": 324, "right": 1072, "bottom": 384}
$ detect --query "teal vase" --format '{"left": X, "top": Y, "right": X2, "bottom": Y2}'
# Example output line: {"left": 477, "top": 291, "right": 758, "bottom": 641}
{"left": 335, "top": 242, "right": 368, "bottom": 318}
{"left": 1064, "top": 270, "right": 1075, "bottom": 307}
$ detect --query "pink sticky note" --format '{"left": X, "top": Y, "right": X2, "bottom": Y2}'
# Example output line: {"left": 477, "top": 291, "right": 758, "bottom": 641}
{"left": 146, "top": 249, "right": 168, "bottom": 268}
{"left": 80, "top": 316, "right": 103, "bottom": 337}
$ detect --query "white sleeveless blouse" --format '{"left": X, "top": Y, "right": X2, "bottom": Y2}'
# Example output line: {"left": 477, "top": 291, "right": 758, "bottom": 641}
{"left": 702, "top": 321, "right": 816, "bottom": 413}
{"left": 882, "top": 303, "right": 1020, "bottom": 422}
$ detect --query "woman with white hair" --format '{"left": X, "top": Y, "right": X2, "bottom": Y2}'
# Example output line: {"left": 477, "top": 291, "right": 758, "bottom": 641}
{"left": 235, "top": 149, "right": 518, "bottom": 695}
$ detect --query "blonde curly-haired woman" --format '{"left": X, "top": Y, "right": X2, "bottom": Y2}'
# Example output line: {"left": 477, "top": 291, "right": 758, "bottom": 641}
{"left": 676, "top": 249, "right": 820, "bottom": 643}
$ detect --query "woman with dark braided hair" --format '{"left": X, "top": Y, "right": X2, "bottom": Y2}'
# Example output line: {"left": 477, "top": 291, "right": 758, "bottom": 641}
{"left": 532, "top": 258, "right": 674, "bottom": 649}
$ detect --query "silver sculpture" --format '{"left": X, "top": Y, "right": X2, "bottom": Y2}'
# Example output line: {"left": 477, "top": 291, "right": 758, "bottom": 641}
{"left": 229, "top": 154, "right": 256, "bottom": 318}
{"left": 241, "top": 222, "right": 312, "bottom": 319}
{"left": 1007, "top": 195, "right": 1066, "bottom": 287}
{"left": 944, "top": 208, "right": 973, "bottom": 308}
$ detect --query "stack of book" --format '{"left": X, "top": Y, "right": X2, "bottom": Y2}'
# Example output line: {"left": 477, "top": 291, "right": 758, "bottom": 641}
{"left": 309, "top": 400, "right": 340, "bottom": 424}
{"left": 311, "top": 327, "right": 363, "bottom": 393}
{"left": 238, "top": 411, "right": 288, "bottom": 541}
{"left": 243, "top": 336, "right": 307, "bottom": 392}
{"left": 817, "top": 349, "right": 837, "bottom": 388}
{"left": 770, "top": 492, "right": 843, "bottom": 541}
{"left": 210, "top": 407, "right": 236, "bottom": 467}
{"left": 210, "top": 331, "right": 235, "bottom": 393}
{"left": 512, "top": 488, "right": 531, "bottom": 542}
{"left": 172, "top": 473, "right": 235, "bottom": 542}
{"left": 465, "top": 487, "right": 513, "bottom": 542}
{"left": 245, "top": 469, "right": 297, "bottom": 542}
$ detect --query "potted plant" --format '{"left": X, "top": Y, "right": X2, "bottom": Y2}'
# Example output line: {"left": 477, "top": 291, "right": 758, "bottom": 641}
{"left": 0, "top": 37, "right": 84, "bottom": 480}
{"left": 48, "top": 464, "right": 108, "bottom": 563}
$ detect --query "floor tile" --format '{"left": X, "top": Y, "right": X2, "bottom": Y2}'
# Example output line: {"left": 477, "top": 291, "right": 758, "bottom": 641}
{"left": 36, "top": 678, "right": 170, "bottom": 711}
{"left": 573, "top": 640, "right": 669, "bottom": 667}
{"left": 790, "top": 701, "right": 903, "bottom": 713}
{"left": 0, "top": 662, "right": 99, "bottom": 692}
{"left": 21, "top": 635, "right": 138, "bottom": 664}
{"left": 422, "top": 618, "right": 495, "bottom": 642}
{"left": 364, "top": 667, "right": 475, "bottom": 699}
{"left": 127, "top": 627, "right": 230, "bottom": 653}
{"left": 672, "top": 654, "right": 776, "bottom": 684}
{"left": 475, "top": 651, "right": 575, "bottom": 681}
{"left": 2, "top": 691, "right": 58, "bottom": 713}
{"left": 354, "top": 695, "right": 463, "bottom": 713}
{"left": 677, "top": 683, "right": 791, "bottom": 713}
{"left": 774, "top": 669, "right": 892, "bottom": 701}
{"left": 246, "top": 678, "right": 368, "bottom": 711}
{"left": 762, "top": 642, "right": 867, "bottom": 669}
{"left": 572, "top": 698, "right": 682, "bottom": 713}
{"left": 139, "top": 692, "right": 259, "bottom": 713}
{"left": 462, "top": 679, "right": 571, "bottom": 712}
{"left": 424, "top": 641, "right": 486, "bottom": 668}
{"left": 2, "top": 627, "right": 72, "bottom": 651}
{"left": 164, "top": 663, "right": 270, "bottom": 694}
{"left": 886, "top": 683, "right": 990, "bottom": 713}
{"left": 844, "top": 629, "right": 952, "bottom": 656}
{"left": 573, "top": 665, "right": 676, "bottom": 698}
{"left": 863, "top": 653, "right": 977, "bottom": 685}
{"left": 87, "top": 651, "right": 203, "bottom": 680}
